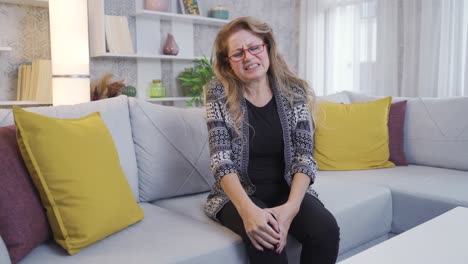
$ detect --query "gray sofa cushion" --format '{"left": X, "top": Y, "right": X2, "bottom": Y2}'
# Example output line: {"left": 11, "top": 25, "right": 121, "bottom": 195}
{"left": 152, "top": 192, "right": 211, "bottom": 224}
{"left": 346, "top": 91, "right": 407, "bottom": 103}
{"left": 314, "top": 178, "right": 392, "bottom": 254}
{"left": 0, "top": 236, "right": 11, "bottom": 264}
{"left": 318, "top": 165, "right": 468, "bottom": 232}
{"left": 153, "top": 194, "right": 304, "bottom": 263}
{"left": 346, "top": 91, "right": 468, "bottom": 171}
{"left": 128, "top": 98, "right": 213, "bottom": 202}
{"left": 278, "top": 179, "right": 392, "bottom": 263}
{"left": 403, "top": 97, "right": 468, "bottom": 171}
{"left": 19, "top": 203, "right": 246, "bottom": 264}
{"left": 318, "top": 91, "right": 351, "bottom": 103}
{"left": 0, "top": 96, "right": 139, "bottom": 201}
{"left": 153, "top": 179, "right": 392, "bottom": 256}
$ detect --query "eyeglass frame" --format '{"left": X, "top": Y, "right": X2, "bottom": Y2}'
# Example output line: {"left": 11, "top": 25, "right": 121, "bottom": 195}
{"left": 227, "top": 43, "right": 267, "bottom": 62}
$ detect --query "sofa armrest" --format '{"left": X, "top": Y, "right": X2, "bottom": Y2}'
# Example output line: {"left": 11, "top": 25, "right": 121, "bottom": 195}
{"left": 0, "top": 236, "right": 11, "bottom": 264}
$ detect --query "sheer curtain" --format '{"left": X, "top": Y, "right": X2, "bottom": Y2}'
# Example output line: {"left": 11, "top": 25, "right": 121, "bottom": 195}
{"left": 300, "top": 0, "right": 468, "bottom": 97}
{"left": 402, "top": 0, "right": 468, "bottom": 96}
{"left": 299, "top": 0, "right": 327, "bottom": 95}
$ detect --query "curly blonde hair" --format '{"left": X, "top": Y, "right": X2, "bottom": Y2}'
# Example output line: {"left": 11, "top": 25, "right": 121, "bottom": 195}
{"left": 212, "top": 16, "right": 316, "bottom": 134}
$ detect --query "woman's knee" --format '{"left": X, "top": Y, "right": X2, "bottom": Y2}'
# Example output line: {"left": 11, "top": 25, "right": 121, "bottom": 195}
{"left": 310, "top": 210, "right": 340, "bottom": 258}
{"left": 300, "top": 212, "right": 340, "bottom": 264}
{"left": 321, "top": 212, "right": 340, "bottom": 245}
{"left": 294, "top": 197, "right": 340, "bottom": 247}
{"left": 246, "top": 246, "right": 288, "bottom": 264}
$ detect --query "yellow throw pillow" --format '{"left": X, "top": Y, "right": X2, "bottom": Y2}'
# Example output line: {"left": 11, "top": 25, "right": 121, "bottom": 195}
{"left": 314, "top": 97, "right": 395, "bottom": 170}
{"left": 13, "top": 106, "right": 144, "bottom": 254}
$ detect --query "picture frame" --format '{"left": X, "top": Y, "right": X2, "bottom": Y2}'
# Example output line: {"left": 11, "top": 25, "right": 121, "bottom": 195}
{"left": 179, "top": 0, "right": 201, "bottom": 16}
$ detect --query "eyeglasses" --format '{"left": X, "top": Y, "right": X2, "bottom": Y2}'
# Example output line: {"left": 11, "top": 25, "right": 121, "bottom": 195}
{"left": 228, "top": 43, "right": 266, "bottom": 62}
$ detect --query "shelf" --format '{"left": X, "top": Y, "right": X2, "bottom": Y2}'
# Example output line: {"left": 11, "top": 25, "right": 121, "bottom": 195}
{"left": 0, "top": 46, "right": 12, "bottom": 51}
{"left": 0, "top": 0, "right": 48, "bottom": 7}
{"left": 91, "top": 53, "right": 203, "bottom": 61}
{"left": 0, "top": 100, "right": 51, "bottom": 106}
{"left": 87, "top": 0, "right": 221, "bottom": 107}
{"left": 146, "top": 97, "right": 192, "bottom": 102}
{"left": 135, "top": 10, "right": 230, "bottom": 26}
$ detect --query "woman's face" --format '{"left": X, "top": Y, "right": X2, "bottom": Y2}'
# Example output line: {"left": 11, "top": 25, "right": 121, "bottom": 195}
{"left": 227, "top": 29, "right": 270, "bottom": 84}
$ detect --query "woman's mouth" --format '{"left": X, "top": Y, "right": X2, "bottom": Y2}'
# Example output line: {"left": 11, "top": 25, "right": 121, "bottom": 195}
{"left": 244, "top": 64, "right": 260, "bottom": 71}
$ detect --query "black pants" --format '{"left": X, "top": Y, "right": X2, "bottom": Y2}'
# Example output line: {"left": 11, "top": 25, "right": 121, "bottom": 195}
{"left": 217, "top": 183, "right": 340, "bottom": 264}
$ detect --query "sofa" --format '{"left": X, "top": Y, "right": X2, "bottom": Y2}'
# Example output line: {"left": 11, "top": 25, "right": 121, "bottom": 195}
{"left": 0, "top": 91, "right": 467, "bottom": 264}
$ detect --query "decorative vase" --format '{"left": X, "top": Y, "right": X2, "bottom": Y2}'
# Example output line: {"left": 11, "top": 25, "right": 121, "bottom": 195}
{"left": 162, "top": 33, "right": 179, "bottom": 56}
{"left": 144, "top": 0, "right": 169, "bottom": 12}
{"left": 149, "top": 80, "right": 165, "bottom": 98}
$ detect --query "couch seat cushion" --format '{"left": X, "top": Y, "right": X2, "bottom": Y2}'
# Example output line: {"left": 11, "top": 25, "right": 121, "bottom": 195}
{"left": 152, "top": 193, "right": 212, "bottom": 225}
{"left": 153, "top": 180, "right": 392, "bottom": 256}
{"left": 318, "top": 165, "right": 468, "bottom": 232}
{"left": 19, "top": 203, "right": 246, "bottom": 264}
{"left": 313, "top": 178, "right": 392, "bottom": 254}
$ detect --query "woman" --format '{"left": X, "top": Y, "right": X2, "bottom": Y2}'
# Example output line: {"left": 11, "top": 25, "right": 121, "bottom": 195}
{"left": 204, "top": 17, "right": 340, "bottom": 264}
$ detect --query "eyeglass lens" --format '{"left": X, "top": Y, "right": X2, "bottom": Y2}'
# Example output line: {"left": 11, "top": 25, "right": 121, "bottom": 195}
{"left": 229, "top": 44, "right": 264, "bottom": 62}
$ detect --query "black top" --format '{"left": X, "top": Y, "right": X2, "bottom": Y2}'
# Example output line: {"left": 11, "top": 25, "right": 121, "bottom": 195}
{"left": 246, "top": 96, "right": 286, "bottom": 187}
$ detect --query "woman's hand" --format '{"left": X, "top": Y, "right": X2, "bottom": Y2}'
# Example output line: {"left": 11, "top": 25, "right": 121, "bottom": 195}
{"left": 240, "top": 205, "right": 281, "bottom": 251}
{"left": 267, "top": 203, "right": 299, "bottom": 254}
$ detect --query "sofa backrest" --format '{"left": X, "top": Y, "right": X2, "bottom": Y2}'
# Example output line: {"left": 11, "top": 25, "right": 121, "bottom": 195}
{"left": 128, "top": 98, "right": 213, "bottom": 203}
{"left": 0, "top": 236, "right": 11, "bottom": 264}
{"left": 317, "top": 91, "right": 352, "bottom": 104}
{"left": 346, "top": 91, "right": 468, "bottom": 171}
{"left": 0, "top": 95, "right": 140, "bottom": 201}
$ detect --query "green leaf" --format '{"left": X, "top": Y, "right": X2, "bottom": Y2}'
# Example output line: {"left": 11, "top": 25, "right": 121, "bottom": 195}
{"left": 177, "top": 77, "right": 193, "bottom": 82}
{"left": 177, "top": 56, "right": 213, "bottom": 104}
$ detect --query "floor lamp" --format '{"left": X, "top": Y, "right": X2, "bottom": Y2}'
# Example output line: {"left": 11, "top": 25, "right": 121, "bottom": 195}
{"left": 49, "top": 0, "right": 90, "bottom": 106}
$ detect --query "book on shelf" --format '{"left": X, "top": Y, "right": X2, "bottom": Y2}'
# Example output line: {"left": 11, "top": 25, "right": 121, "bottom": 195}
{"left": 105, "top": 15, "right": 134, "bottom": 54}
{"left": 34, "top": 60, "right": 52, "bottom": 101}
{"left": 16, "top": 59, "right": 52, "bottom": 101}
{"left": 16, "top": 65, "right": 23, "bottom": 100}
{"left": 29, "top": 60, "right": 39, "bottom": 100}
{"left": 22, "top": 64, "right": 32, "bottom": 100}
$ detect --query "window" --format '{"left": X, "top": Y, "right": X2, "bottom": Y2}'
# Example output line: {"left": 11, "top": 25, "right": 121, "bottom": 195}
{"left": 324, "top": 0, "right": 380, "bottom": 94}
{"left": 305, "top": 0, "right": 468, "bottom": 97}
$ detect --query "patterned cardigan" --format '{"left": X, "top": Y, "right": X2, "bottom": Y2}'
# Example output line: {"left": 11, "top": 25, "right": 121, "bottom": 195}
{"left": 204, "top": 79, "right": 318, "bottom": 221}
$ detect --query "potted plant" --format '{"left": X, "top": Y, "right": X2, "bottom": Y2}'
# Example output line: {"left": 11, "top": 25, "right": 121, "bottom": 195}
{"left": 177, "top": 56, "right": 214, "bottom": 107}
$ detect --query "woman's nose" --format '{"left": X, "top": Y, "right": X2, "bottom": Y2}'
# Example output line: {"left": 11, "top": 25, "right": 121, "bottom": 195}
{"left": 243, "top": 50, "right": 254, "bottom": 61}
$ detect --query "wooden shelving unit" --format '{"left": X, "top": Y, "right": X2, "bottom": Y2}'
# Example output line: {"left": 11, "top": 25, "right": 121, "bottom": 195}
{"left": 0, "top": 100, "right": 51, "bottom": 106}
{"left": 146, "top": 97, "right": 191, "bottom": 102}
{"left": 90, "top": 52, "right": 203, "bottom": 61}
{"left": 0, "top": 0, "right": 48, "bottom": 7}
{"left": 87, "top": 0, "right": 227, "bottom": 104}
{"left": 1, "top": 0, "right": 50, "bottom": 106}
{"left": 134, "top": 9, "right": 229, "bottom": 26}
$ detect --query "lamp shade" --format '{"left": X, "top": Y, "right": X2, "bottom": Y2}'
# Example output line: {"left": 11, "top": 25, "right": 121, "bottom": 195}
{"left": 49, "top": 0, "right": 90, "bottom": 106}
{"left": 52, "top": 78, "right": 90, "bottom": 106}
